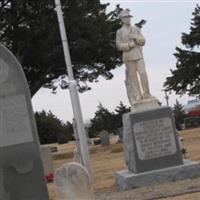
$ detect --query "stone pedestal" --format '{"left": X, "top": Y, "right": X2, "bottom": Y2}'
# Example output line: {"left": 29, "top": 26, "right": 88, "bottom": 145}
{"left": 116, "top": 160, "right": 200, "bottom": 191}
{"left": 123, "top": 106, "right": 183, "bottom": 173}
{"left": 115, "top": 106, "right": 200, "bottom": 190}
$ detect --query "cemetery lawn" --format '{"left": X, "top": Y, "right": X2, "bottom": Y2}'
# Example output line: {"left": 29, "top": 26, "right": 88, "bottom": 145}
{"left": 48, "top": 127, "right": 200, "bottom": 200}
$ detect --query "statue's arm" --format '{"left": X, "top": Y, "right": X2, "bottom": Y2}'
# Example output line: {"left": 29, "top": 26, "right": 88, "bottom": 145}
{"left": 134, "top": 27, "right": 146, "bottom": 46}
{"left": 116, "top": 30, "right": 131, "bottom": 52}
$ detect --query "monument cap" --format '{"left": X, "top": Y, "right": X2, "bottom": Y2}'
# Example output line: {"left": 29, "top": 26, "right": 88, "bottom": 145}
{"left": 120, "top": 9, "right": 133, "bottom": 19}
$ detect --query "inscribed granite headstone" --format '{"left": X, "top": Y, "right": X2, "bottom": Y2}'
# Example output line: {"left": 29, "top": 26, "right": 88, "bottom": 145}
{"left": 123, "top": 106, "right": 183, "bottom": 173}
{"left": 0, "top": 44, "right": 49, "bottom": 199}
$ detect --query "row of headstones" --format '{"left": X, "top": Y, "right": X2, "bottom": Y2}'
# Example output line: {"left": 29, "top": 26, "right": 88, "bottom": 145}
{"left": 93, "top": 129, "right": 123, "bottom": 146}
{"left": 39, "top": 127, "right": 120, "bottom": 199}
{"left": 40, "top": 127, "right": 121, "bottom": 199}
{"left": 40, "top": 129, "right": 112, "bottom": 198}
{"left": 40, "top": 129, "right": 118, "bottom": 176}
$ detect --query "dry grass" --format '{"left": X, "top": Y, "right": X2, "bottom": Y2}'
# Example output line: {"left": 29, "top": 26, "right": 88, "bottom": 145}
{"left": 180, "top": 128, "right": 200, "bottom": 161}
{"left": 162, "top": 191, "right": 200, "bottom": 200}
{"left": 48, "top": 127, "right": 200, "bottom": 200}
{"left": 110, "top": 143, "right": 124, "bottom": 153}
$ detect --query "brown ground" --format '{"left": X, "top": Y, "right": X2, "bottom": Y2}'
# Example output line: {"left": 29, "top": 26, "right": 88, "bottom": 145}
{"left": 48, "top": 127, "right": 200, "bottom": 200}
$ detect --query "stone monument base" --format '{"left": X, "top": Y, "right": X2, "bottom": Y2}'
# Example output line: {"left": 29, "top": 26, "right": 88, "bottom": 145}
{"left": 115, "top": 160, "right": 200, "bottom": 191}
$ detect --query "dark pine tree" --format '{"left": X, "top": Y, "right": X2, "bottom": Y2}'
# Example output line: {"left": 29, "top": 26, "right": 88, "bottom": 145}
{"left": 114, "top": 101, "right": 131, "bottom": 128}
{"left": 35, "top": 110, "right": 73, "bottom": 144}
{"left": 88, "top": 103, "right": 115, "bottom": 137}
{"left": 0, "top": 1, "right": 122, "bottom": 96}
{"left": 164, "top": 4, "right": 200, "bottom": 97}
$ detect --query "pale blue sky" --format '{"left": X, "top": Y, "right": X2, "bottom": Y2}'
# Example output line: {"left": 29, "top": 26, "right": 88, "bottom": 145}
{"left": 32, "top": 1, "right": 198, "bottom": 123}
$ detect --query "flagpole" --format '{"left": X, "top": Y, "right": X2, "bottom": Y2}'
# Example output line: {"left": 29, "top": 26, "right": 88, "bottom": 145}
{"left": 54, "top": 0, "right": 92, "bottom": 179}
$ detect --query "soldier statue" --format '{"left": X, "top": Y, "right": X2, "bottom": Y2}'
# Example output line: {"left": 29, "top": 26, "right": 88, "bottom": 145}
{"left": 116, "top": 9, "right": 152, "bottom": 106}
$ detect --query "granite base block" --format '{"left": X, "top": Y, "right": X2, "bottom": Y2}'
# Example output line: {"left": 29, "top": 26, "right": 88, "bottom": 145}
{"left": 123, "top": 106, "right": 183, "bottom": 173}
{"left": 115, "top": 160, "right": 200, "bottom": 191}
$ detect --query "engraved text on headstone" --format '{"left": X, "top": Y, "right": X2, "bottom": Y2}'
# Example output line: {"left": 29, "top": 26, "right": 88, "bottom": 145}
{"left": 133, "top": 117, "right": 177, "bottom": 160}
{"left": 0, "top": 95, "right": 33, "bottom": 147}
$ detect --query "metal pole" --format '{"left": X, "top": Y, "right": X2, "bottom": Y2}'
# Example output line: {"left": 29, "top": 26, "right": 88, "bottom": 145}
{"left": 54, "top": 0, "right": 92, "bottom": 178}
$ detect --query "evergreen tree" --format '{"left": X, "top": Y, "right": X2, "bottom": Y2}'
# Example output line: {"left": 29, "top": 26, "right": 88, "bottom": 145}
{"left": 88, "top": 101, "right": 131, "bottom": 137}
{"left": 114, "top": 101, "right": 131, "bottom": 128}
{"left": 115, "top": 101, "right": 131, "bottom": 115}
{"left": 0, "top": 1, "right": 122, "bottom": 96}
{"left": 35, "top": 110, "right": 73, "bottom": 144}
{"left": 88, "top": 103, "right": 115, "bottom": 137}
{"left": 164, "top": 4, "right": 200, "bottom": 97}
{"left": 58, "top": 121, "right": 74, "bottom": 144}
{"left": 173, "top": 100, "right": 187, "bottom": 130}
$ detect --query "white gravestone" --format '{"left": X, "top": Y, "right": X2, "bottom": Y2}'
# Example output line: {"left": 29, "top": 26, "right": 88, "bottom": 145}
{"left": 54, "top": 162, "right": 94, "bottom": 200}
{"left": 0, "top": 44, "right": 49, "bottom": 199}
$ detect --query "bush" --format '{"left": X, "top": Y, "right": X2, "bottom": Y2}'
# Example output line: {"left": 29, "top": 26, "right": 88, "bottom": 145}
{"left": 35, "top": 110, "right": 73, "bottom": 144}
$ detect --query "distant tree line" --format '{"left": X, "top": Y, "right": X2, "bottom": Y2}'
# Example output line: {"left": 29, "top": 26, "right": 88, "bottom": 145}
{"left": 88, "top": 100, "right": 190, "bottom": 135}
{"left": 35, "top": 110, "right": 74, "bottom": 144}
{"left": 35, "top": 100, "right": 191, "bottom": 144}
{"left": 88, "top": 101, "right": 131, "bottom": 137}
{"left": 35, "top": 101, "right": 130, "bottom": 144}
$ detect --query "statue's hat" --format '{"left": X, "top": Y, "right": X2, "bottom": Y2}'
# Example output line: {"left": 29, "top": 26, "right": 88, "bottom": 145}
{"left": 120, "top": 9, "right": 133, "bottom": 19}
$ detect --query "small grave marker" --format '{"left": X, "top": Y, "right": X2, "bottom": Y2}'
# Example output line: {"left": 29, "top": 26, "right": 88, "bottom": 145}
{"left": 54, "top": 162, "right": 94, "bottom": 200}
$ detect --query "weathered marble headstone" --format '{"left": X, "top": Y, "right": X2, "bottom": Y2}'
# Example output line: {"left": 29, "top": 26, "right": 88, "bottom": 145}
{"left": 100, "top": 130, "right": 110, "bottom": 146}
{"left": 40, "top": 146, "right": 54, "bottom": 178}
{"left": 54, "top": 162, "right": 94, "bottom": 200}
{"left": 0, "top": 44, "right": 49, "bottom": 199}
{"left": 115, "top": 106, "right": 200, "bottom": 190}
